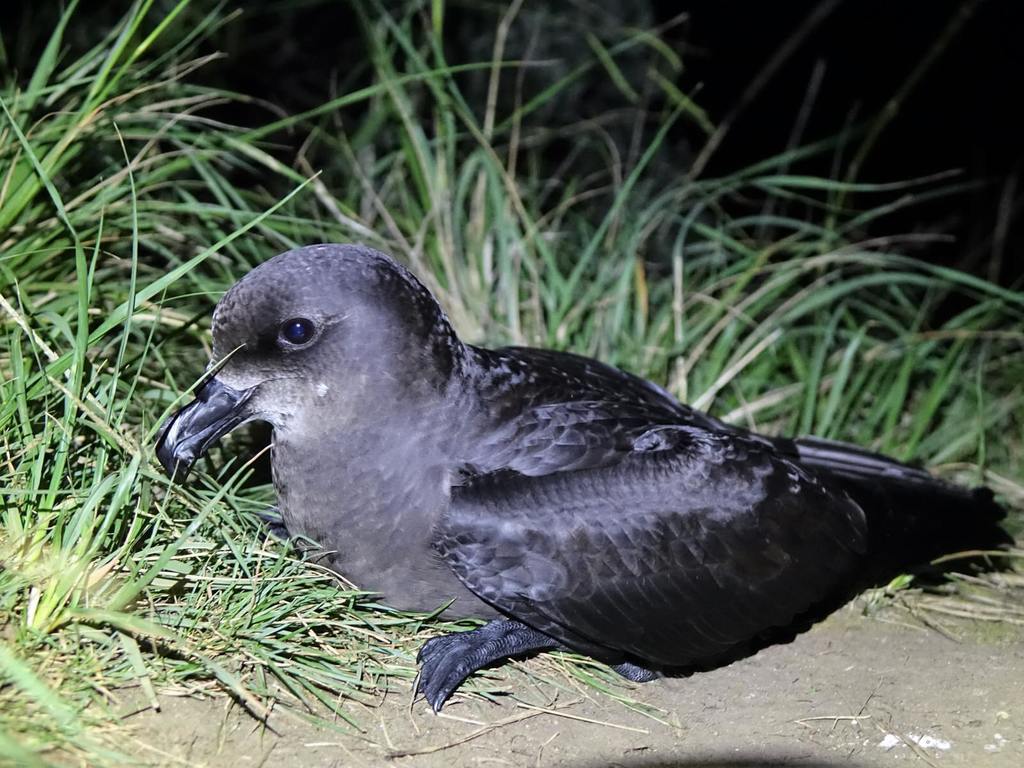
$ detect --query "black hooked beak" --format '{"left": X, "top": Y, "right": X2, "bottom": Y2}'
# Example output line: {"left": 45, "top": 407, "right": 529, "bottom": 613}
{"left": 156, "top": 377, "right": 252, "bottom": 482}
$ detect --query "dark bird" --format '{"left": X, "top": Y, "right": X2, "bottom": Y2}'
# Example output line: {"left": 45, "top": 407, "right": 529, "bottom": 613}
{"left": 156, "top": 244, "right": 1009, "bottom": 711}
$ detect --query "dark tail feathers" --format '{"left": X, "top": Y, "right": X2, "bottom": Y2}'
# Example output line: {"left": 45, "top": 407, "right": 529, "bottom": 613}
{"left": 793, "top": 436, "right": 1011, "bottom": 581}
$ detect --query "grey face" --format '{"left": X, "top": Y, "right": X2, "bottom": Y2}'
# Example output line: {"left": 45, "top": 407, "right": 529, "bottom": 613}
{"left": 156, "top": 243, "right": 459, "bottom": 481}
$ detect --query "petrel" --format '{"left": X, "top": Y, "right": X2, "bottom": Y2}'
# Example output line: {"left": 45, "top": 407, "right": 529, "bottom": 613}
{"left": 156, "top": 243, "right": 1008, "bottom": 711}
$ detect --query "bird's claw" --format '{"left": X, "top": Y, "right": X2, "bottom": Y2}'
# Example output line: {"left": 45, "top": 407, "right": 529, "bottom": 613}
{"left": 415, "top": 633, "right": 478, "bottom": 712}
{"left": 414, "top": 620, "right": 558, "bottom": 713}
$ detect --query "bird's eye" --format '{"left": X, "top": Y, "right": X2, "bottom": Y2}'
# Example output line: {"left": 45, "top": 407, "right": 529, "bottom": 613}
{"left": 280, "top": 317, "right": 316, "bottom": 346}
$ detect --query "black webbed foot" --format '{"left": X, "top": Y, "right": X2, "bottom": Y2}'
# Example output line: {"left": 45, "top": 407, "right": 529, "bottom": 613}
{"left": 415, "top": 619, "right": 556, "bottom": 712}
{"left": 612, "top": 660, "right": 660, "bottom": 682}
{"left": 254, "top": 505, "right": 290, "bottom": 540}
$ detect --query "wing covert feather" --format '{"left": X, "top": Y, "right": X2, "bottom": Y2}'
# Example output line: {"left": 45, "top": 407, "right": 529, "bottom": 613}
{"left": 461, "top": 346, "right": 746, "bottom": 479}
{"left": 437, "top": 427, "right": 866, "bottom": 667}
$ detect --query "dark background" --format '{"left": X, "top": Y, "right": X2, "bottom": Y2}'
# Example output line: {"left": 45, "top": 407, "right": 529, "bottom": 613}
{"left": 679, "top": 0, "right": 1023, "bottom": 284}
{"left": 5, "top": 0, "right": 1022, "bottom": 284}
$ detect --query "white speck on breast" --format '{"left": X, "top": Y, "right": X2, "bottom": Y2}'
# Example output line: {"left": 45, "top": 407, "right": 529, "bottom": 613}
{"left": 316, "top": 382, "right": 329, "bottom": 397}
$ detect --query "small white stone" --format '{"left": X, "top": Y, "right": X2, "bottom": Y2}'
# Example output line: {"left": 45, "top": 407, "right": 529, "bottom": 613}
{"left": 878, "top": 734, "right": 902, "bottom": 750}
{"left": 316, "top": 382, "right": 329, "bottom": 397}
{"left": 912, "top": 734, "right": 951, "bottom": 751}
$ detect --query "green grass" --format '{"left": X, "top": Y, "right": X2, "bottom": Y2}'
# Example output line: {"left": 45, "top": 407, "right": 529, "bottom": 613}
{"left": 1, "top": 1, "right": 1022, "bottom": 764}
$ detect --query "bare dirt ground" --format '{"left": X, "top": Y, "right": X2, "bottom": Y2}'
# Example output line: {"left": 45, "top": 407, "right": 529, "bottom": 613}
{"left": 118, "top": 607, "right": 1023, "bottom": 768}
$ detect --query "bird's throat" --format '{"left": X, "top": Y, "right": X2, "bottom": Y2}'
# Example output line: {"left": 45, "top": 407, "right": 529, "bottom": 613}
{"left": 268, "top": 427, "right": 481, "bottom": 615}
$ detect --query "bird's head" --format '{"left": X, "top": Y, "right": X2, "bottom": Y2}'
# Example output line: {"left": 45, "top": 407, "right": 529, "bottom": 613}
{"left": 155, "top": 243, "right": 463, "bottom": 481}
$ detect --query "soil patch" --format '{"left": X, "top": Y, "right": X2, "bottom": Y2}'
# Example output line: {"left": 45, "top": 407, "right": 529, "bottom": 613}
{"left": 118, "top": 608, "right": 1023, "bottom": 767}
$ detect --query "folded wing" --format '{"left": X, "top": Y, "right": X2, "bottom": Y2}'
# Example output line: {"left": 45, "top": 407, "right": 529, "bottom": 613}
{"left": 438, "top": 427, "right": 867, "bottom": 668}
